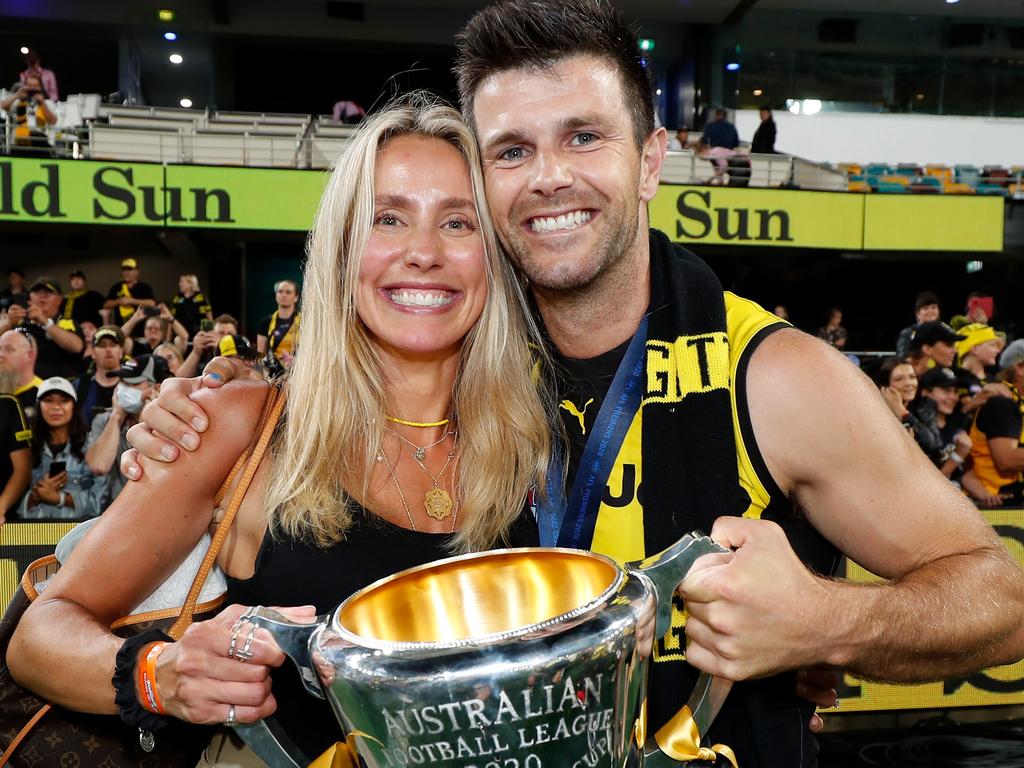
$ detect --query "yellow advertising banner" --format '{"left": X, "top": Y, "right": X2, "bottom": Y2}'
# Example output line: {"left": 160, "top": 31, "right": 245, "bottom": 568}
{"left": 0, "top": 157, "right": 326, "bottom": 230}
{"left": 650, "top": 185, "right": 865, "bottom": 249}
{"left": 863, "top": 194, "right": 1004, "bottom": 252}
{"left": 838, "top": 508, "right": 1024, "bottom": 712}
{"left": 650, "top": 184, "right": 1005, "bottom": 252}
{"left": 0, "top": 521, "right": 77, "bottom": 607}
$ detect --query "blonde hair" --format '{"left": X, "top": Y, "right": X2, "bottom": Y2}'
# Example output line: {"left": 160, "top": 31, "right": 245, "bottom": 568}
{"left": 179, "top": 274, "right": 200, "bottom": 294}
{"left": 265, "top": 92, "right": 552, "bottom": 553}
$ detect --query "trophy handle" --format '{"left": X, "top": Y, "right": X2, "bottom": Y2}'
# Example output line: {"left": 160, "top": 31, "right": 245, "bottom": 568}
{"left": 230, "top": 606, "right": 327, "bottom": 768}
{"left": 627, "top": 533, "right": 736, "bottom": 766}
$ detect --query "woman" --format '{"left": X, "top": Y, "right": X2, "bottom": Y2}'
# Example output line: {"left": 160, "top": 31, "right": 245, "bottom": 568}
{"left": 171, "top": 274, "right": 213, "bottom": 339}
{"left": 816, "top": 308, "right": 847, "bottom": 350}
{"left": 153, "top": 341, "right": 185, "bottom": 376}
{"left": 750, "top": 108, "right": 776, "bottom": 154}
{"left": 876, "top": 356, "right": 917, "bottom": 418}
{"left": 909, "top": 367, "right": 971, "bottom": 480}
{"left": 7, "top": 95, "right": 551, "bottom": 764}
{"left": 18, "top": 376, "right": 100, "bottom": 520}
{"left": 256, "top": 279, "right": 300, "bottom": 367}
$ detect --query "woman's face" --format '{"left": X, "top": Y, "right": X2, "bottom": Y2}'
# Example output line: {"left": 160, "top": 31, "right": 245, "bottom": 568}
{"left": 889, "top": 363, "right": 918, "bottom": 404}
{"left": 357, "top": 134, "right": 487, "bottom": 362}
{"left": 276, "top": 283, "right": 298, "bottom": 309}
{"left": 154, "top": 346, "right": 181, "bottom": 374}
{"left": 40, "top": 393, "right": 74, "bottom": 429}
{"left": 924, "top": 386, "right": 958, "bottom": 415}
{"left": 178, "top": 276, "right": 191, "bottom": 294}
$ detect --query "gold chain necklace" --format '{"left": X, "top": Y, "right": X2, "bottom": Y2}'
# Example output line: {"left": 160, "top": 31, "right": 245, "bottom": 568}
{"left": 384, "top": 425, "right": 452, "bottom": 462}
{"left": 376, "top": 447, "right": 459, "bottom": 532}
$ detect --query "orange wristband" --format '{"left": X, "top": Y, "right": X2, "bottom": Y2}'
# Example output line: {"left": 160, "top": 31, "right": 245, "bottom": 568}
{"left": 135, "top": 641, "right": 168, "bottom": 714}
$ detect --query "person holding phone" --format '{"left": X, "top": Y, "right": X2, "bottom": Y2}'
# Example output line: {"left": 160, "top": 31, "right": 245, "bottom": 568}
{"left": 19, "top": 377, "right": 101, "bottom": 520}
{"left": 120, "top": 304, "right": 189, "bottom": 356}
{"left": 0, "top": 73, "right": 56, "bottom": 153}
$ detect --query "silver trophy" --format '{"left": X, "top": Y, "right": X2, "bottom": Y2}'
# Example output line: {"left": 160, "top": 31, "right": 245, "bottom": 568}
{"left": 236, "top": 532, "right": 733, "bottom": 767}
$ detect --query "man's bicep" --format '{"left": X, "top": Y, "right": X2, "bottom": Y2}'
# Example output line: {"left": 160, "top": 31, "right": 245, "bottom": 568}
{"left": 749, "top": 330, "right": 998, "bottom": 579}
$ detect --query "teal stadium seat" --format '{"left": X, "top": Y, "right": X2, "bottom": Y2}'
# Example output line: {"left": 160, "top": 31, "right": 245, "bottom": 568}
{"left": 955, "top": 164, "right": 982, "bottom": 187}
{"left": 910, "top": 176, "right": 942, "bottom": 194}
{"left": 877, "top": 181, "right": 909, "bottom": 193}
{"left": 976, "top": 184, "right": 1009, "bottom": 197}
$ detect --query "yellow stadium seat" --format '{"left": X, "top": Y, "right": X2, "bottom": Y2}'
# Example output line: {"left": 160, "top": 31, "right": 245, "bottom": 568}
{"left": 925, "top": 164, "right": 953, "bottom": 181}
{"left": 880, "top": 174, "right": 909, "bottom": 186}
{"left": 942, "top": 182, "right": 976, "bottom": 195}
{"left": 847, "top": 180, "right": 871, "bottom": 193}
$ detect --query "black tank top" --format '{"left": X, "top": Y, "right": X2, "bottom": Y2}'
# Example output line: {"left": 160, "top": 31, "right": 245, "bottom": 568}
{"left": 227, "top": 506, "right": 539, "bottom": 761}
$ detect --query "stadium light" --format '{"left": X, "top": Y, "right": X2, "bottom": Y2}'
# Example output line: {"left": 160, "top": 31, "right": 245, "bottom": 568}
{"left": 639, "top": 39, "right": 655, "bottom": 52}
{"left": 158, "top": 9, "right": 175, "bottom": 22}
{"left": 180, "top": 98, "right": 193, "bottom": 108}
{"left": 725, "top": 62, "right": 740, "bottom": 72}
{"left": 945, "top": 0, "right": 960, "bottom": 4}
{"left": 164, "top": 32, "right": 178, "bottom": 41}
{"left": 753, "top": 89, "right": 763, "bottom": 96}
{"left": 169, "top": 53, "right": 183, "bottom": 64}
{"left": 802, "top": 99, "right": 822, "bottom": 115}
{"left": 19, "top": 46, "right": 29, "bottom": 54}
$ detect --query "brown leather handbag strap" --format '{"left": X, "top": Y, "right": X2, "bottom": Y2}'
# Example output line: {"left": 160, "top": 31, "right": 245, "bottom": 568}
{"left": 168, "top": 384, "right": 287, "bottom": 641}
{"left": 213, "top": 383, "right": 280, "bottom": 507}
{"left": 0, "top": 705, "right": 51, "bottom": 766}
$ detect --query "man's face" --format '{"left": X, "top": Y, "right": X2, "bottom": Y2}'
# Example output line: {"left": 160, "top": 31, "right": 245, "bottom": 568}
{"left": 144, "top": 317, "right": 164, "bottom": 345}
{"left": 69, "top": 275, "right": 85, "bottom": 291}
{"left": 916, "top": 303, "right": 940, "bottom": 323}
{"left": 213, "top": 322, "right": 236, "bottom": 341}
{"left": 8, "top": 273, "right": 23, "bottom": 289}
{"left": 122, "top": 266, "right": 139, "bottom": 283}
{"left": 0, "top": 331, "right": 33, "bottom": 374}
{"left": 93, "top": 339, "right": 123, "bottom": 371}
{"left": 472, "top": 55, "right": 663, "bottom": 293}
{"left": 29, "top": 288, "right": 60, "bottom": 317}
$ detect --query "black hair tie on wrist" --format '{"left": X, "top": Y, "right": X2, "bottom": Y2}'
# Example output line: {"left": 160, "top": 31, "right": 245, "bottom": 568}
{"left": 111, "top": 628, "right": 174, "bottom": 734}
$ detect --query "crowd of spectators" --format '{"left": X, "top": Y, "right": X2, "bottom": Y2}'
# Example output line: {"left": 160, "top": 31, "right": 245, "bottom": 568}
{"left": 868, "top": 290, "right": 1023, "bottom": 509}
{"left": 0, "top": 257, "right": 300, "bottom": 524}
{"left": 670, "top": 106, "right": 777, "bottom": 186}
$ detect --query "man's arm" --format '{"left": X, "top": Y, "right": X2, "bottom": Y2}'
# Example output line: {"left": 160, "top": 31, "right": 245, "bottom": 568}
{"left": 0, "top": 448, "right": 31, "bottom": 522}
{"left": 46, "top": 321, "right": 84, "bottom": 354}
{"left": 680, "top": 329, "right": 1024, "bottom": 683}
{"left": 990, "top": 437, "right": 1024, "bottom": 475}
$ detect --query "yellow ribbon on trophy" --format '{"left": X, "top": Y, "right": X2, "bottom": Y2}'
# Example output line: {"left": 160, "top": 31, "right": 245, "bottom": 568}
{"left": 308, "top": 729, "right": 382, "bottom": 768}
{"left": 634, "top": 698, "right": 738, "bottom": 767}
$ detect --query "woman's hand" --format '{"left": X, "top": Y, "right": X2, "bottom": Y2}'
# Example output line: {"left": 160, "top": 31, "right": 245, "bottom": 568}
{"left": 954, "top": 431, "right": 972, "bottom": 459}
{"left": 156, "top": 604, "right": 316, "bottom": 725}
{"left": 879, "top": 387, "right": 907, "bottom": 419}
{"left": 120, "top": 357, "right": 244, "bottom": 479}
{"left": 34, "top": 471, "right": 68, "bottom": 505}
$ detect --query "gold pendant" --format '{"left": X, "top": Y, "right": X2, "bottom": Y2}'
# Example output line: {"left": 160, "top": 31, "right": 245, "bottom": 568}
{"left": 424, "top": 487, "right": 453, "bottom": 520}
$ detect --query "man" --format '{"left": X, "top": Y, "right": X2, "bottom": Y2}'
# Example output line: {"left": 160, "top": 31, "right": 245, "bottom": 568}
{"left": 19, "top": 49, "right": 59, "bottom": 102}
{"left": 85, "top": 354, "right": 169, "bottom": 508}
{"left": 0, "top": 276, "right": 84, "bottom": 379}
{"left": 909, "top": 320, "right": 963, "bottom": 377}
{"left": 0, "top": 268, "right": 28, "bottom": 312}
{"left": 0, "top": 328, "right": 42, "bottom": 423}
{"left": 968, "top": 340, "right": 1024, "bottom": 507}
{"left": 0, "top": 385, "right": 31, "bottom": 523}
{"left": 895, "top": 290, "right": 941, "bottom": 359}
{"left": 700, "top": 107, "right": 739, "bottom": 149}
{"left": 62, "top": 270, "right": 105, "bottom": 328}
{"left": 256, "top": 280, "right": 301, "bottom": 366}
{"left": 0, "top": 74, "right": 57, "bottom": 152}
{"left": 178, "top": 313, "right": 239, "bottom": 378}
{"left": 75, "top": 325, "right": 125, "bottom": 429}
{"left": 104, "top": 258, "right": 155, "bottom": 324}
{"left": 122, "top": 2, "right": 1024, "bottom": 765}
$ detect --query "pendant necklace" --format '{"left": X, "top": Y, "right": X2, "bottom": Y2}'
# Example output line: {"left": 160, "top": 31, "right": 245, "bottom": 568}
{"left": 377, "top": 446, "right": 459, "bottom": 532}
{"left": 384, "top": 425, "right": 451, "bottom": 462}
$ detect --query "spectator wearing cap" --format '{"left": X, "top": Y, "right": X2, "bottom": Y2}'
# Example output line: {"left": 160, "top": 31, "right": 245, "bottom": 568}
{"left": 256, "top": 279, "right": 300, "bottom": 368}
{"left": 62, "top": 270, "right": 104, "bottom": 329}
{"left": 178, "top": 313, "right": 239, "bottom": 378}
{"left": 104, "top": 258, "right": 155, "bottom": 324}
{"left": 910, "top": 367, "right": 972, "bottom": 482}
{"left": 895, "top": 291, "right": 941, "bottom": 360}
{"left": 966, "top": 340, "right": 1024, "bottom": 507}
{"left": 170, "top": 274, "right": 213, "bottom": 339}
{"left": 956, "top": 322, "right": 1012, "bottom": 416}
{"left": 75, "top": 325, "right": 126, "bottom": 430}
{"left": 0, "top": 269, "right": 28, "bottom": 312}
{"left": 85, "top": 354, "right": 169, "bottom": 508}
{"left": 909, "top": 321, "right": 964, "bottom": 378}
{"left": 0, "top": 276, "right": 84, "bottom": 379}
{"left": 0, "top": 328, "right": 42, "bottom": 423}
{"left": 19, "top": 377, "right": 100, "bottom": 520}
{"left": 120, "top": 303, "right": 188, "bottom": 357}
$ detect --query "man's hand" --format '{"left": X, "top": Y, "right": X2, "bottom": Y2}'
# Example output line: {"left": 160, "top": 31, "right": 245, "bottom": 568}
{"left": 6, "top": 306, "right": 26, "bottom": 326}
{"left": 678, "top": 517, "right": 829, "bottom": 681}
{"left": 120, "top": 357, "right": 243, "bottom": 479}
{"left": 25, "top": 306, "right": 48, "bottom": 325}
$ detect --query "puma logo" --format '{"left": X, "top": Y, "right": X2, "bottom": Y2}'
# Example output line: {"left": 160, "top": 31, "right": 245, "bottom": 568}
{"left": 559, "top": 398, "right": 594, "bottom": 435}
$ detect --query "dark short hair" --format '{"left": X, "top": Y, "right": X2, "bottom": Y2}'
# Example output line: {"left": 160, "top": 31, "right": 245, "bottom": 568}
{"left": 454, "top": 0, "right": 654, "bottom": 148}
{"left": 915, "top": 291, "right": 939, "bottom": 311}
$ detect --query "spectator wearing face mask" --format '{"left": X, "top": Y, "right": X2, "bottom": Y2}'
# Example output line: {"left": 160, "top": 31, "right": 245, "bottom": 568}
{"left": 20, "top": 377, "right": 100, "bottom": 520}
{"left": 85, "top": 354, "right": 169, "bottom": 507}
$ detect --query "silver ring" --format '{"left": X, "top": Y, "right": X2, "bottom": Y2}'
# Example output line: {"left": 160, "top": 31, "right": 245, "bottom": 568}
{"left": 235, "top": 623, "right": 258, "bottom": 662}
{"left": 833, "top": 697, "right": 841, "bottom": 710}
{"left": 227, "top": 626, "right": 240, "bottom": 659}
{"left": 224, "top": 704, "right": 237, "bottom": 727}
